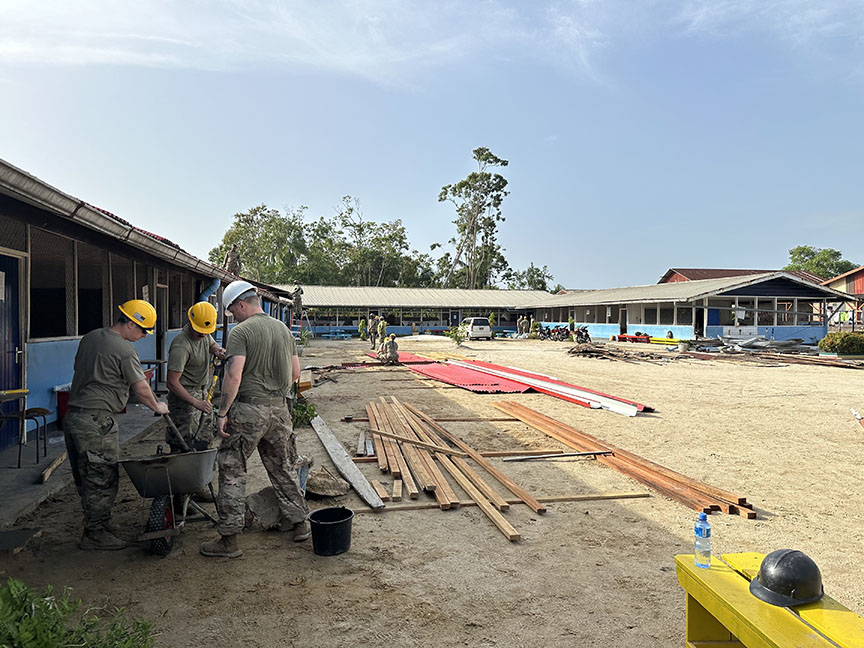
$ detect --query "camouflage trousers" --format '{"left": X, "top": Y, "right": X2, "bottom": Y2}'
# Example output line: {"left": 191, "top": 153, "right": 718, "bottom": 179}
{"left": 216, "top": 401, "right": 309, "bottom": 536}
{"left": 369, "top": 332, "right": 378, "bottom": 349}
{"left": 166, "top": 389, "right": 210, "bottom": 452}
{"left": 63, "top": 409, "right": 120, "bottom": 533}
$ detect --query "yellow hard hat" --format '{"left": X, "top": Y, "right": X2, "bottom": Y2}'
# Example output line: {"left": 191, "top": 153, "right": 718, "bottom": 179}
{"left": 118, "top": 299, "right": 156, "bottom": 334}
{"left": 188, "top": 301, "right": 217, "bottom": 334}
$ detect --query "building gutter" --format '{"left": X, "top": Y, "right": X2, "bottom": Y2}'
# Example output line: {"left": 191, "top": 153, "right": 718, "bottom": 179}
{"left": 0, "top": 159, "right": 289, "bottom": 305}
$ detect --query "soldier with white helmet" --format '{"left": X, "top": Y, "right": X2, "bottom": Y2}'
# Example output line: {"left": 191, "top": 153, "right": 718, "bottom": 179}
{"left": 200, "top": 280, "right": 309, "bottom": 558}
{"left": 165, "top": 301, "right": 226, "bottom": 453}
{"left": 65, "top": 299, "right": 169, "bottom": 551}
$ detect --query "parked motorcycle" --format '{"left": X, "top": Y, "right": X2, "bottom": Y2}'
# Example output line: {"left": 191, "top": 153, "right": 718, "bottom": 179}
{"left": 573, "top": 326, "right": 591, "bottom": 344}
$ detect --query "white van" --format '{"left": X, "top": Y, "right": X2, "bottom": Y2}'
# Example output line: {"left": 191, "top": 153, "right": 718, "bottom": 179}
{"left": 460, "top": 317, "right": 493, "bottom": 340}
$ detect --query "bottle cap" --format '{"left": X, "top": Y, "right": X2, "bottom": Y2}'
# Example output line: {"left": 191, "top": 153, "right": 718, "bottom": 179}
{"left": 698, "top": 512, "right": 707, "bottom": 521}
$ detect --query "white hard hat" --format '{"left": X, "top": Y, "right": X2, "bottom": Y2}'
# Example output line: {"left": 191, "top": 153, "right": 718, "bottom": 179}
{"left": 222, "top": 280, "right": 257, "bottom": 311}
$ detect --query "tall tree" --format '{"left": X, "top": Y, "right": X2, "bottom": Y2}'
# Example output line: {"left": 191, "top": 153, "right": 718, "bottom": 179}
{"left": 503, "top": 263, "right": 555, "bottom": 291}
{"left": 438, "top": 147, "right": 510, "bottom": 288}
{"left": 783, "top": 245, "right": 858, "bottom": 279}
{"left": 208, "top": 204, "right": 305, "bottom": 283}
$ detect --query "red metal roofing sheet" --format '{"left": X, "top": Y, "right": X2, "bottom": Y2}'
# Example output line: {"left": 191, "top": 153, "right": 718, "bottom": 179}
{"left": 364, "top": 352, "right": 435, "bottom": 364}
{"left": 408, "top": 363, "right": 530, "bottom": 393}
{"left": 458, "top": 359, "right": 654, "bottom": 411}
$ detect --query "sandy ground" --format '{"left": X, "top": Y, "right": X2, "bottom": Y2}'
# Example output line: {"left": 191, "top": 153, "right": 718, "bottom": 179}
{"left": 4, "top": 336, "right": 863, "bottom": 647}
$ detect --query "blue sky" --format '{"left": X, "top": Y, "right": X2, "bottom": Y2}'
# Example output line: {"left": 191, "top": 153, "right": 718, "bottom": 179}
{"left": 2, "top": 1, "right": 863, "bottom": 288}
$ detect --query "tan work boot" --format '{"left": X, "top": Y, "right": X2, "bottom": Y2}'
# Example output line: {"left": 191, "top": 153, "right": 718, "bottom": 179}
{"left": 292, "top": 520, "right": 311, "bottom": 542}
{"left": 200, "top": 534, "right": 242, "bottom": 558}
{"left": 79, "top": 529, "right": 127, "bottom": 551}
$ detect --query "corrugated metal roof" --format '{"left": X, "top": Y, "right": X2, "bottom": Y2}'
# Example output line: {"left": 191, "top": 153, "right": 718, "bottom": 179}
{"left": 276, "top": 285, "right": 549, "bottom": 308}
{"left": 659, "top": 268, "right": 824, "bottom": 284}
{"left": 531, "top": 272, "right": 850, "bottom": 307}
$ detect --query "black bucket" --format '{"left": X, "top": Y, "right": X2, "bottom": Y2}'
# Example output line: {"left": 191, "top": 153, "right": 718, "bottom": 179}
{"left": 309, "top": 507, "right": 354, "bottom": 556}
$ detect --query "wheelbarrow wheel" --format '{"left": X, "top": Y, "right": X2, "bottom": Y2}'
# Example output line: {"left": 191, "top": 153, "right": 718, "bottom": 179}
{"left": 146, "top": 495, "right": 175, "bottom": 556}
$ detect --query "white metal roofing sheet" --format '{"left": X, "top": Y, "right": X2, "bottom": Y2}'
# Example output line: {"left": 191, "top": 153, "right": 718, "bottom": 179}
{"left": 276, "top": 285, "right": 549, "bottom": 308}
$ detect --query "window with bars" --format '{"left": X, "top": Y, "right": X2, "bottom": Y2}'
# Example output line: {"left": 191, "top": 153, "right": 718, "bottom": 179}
{"left": 30, "top": 228, "right": 75, "bottom": 338}
{"left": 135, "top": 262, "right": 150, "bottom": 301}
{"left": 77, "top": 242, "right": 109, "bottom": 335}
{"left": 169, "top": 272, "right": 182, "bottom": 328}
{"left": 0, "top": 213, "right": 26, "bottom": 252}
{"left": 110, "top": 254, "right": 134, "bottom": 314}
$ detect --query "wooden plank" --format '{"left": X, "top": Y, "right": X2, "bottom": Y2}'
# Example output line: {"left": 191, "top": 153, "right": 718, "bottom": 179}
{"left": 380, "top": 400, "right": 438, "bottom": 492}
{"left": 389, "top": 399, "right": 460, "bottom": 507}
{"left": 344, "top": 417, "right": 520, "bottom": 423}
{"left": 392, "top": 479, "right": 403, "bottom": 502}
{"left": 310, "top": 415, "right": 385, "bottom": 510}
{"left": 435, "top": 453, "right": 520, "bottom": 541}
{"left": 451, "top": 456, "right": 510, "bottom": 511}
{"left": 369, "top": 402, "right": 401, "bottom": 478}
{"left": 403, "top": 402, "right": 547, "bottom": 514}
{"left": 354, "top": 491, "right": 651, "bottom": 513}
{"left": 41, "top": 451, "right": 67, "bottom": 483}
{"left": 365, "top": 404, "right": 388, "bottom": 472}
{"left": 298, "top": 369, "right": 313, "bottom": 393}
{"left": 371, "top": 479, "right": 391, "bottom": 502}
{"left": 494, "top": 401, "right": 748, "bottom": 514}
{"left": 352, "top": 449, "right": 565, "bottom": 462}
{"left": 355, "top": 430, "right": 366, "bottom": 456}
{"left": 368, "top": 427, "right": 468, "bottom": 457}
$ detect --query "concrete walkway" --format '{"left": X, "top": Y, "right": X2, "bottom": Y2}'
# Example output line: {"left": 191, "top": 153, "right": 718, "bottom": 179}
{"left": 0, "top": 401, "right": 167, "bottom": 530}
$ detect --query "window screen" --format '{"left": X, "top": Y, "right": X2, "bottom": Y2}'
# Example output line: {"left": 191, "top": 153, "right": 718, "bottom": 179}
{"left": 169, "top": 272, "right": 182, "bottom": 328}
{"left": 77, "top": 242, "right": 109, "bottom": 335}
{"left": 30, "top": 228, "right": 75, "bottom": 338}
{"left": 0, "top": 214, "right": 26, "bottom": 251}
{"left": 111, "top": 254, "right": 134, "bottom": 314}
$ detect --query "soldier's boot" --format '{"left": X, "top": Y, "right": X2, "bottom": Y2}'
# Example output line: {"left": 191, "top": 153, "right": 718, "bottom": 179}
{"left": 79, "top": 528, "right": 127, "bottom": 551}
{"left": 292, "top": 520, "right": 311, "bottom": 542}
{"left": 200, "top": 534, "right": 242, "bottom": 558}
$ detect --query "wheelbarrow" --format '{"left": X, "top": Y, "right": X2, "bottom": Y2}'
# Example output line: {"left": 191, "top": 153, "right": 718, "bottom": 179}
{"left": 120, "top": 446, "right": 219, "bottom": 555}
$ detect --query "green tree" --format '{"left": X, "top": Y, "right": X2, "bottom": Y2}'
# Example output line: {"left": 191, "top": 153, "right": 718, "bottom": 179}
{"left": 784, "top": 245, "right": 858, "bottom": 279}
{"left": 438, "top": 147, "right": 510, "bottom": 288}
{"left": 209, "top": 204, "right": 306, "bottom": 283}
{"left": 504, "top": 263, "right": 555, "bottom": 291}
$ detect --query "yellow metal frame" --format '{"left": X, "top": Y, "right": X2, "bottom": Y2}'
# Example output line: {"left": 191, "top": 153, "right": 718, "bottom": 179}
{"left": 675, "top": 552, "right": 864, "bottom": 648}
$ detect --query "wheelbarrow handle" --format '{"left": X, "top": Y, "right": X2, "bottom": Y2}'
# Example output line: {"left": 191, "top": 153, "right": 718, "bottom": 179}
{"left": 163, "top": 414, "right": 193, "bottom": 453}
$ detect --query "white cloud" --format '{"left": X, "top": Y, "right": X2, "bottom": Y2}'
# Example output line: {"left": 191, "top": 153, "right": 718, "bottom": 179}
{"left": 2, "top": 1, "right": 863, "bottom": 84}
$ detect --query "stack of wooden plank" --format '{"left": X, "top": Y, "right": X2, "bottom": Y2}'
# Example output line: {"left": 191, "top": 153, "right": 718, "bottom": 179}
{"left": 492, "top": 401, "right": 755, "bottom": 518}
{"left": 359, "top": 397, "right": 562, "bottom": 540}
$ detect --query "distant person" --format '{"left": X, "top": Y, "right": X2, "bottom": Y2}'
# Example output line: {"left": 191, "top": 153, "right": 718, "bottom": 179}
{"left": 377, "top": 315, "right": 387, "bottom": 341}
{"left": 369, "top": 315, "right": 379, "bottom": 349}
{"left": 66, "top": 300, "right": 168, "bottom": 550}
{"left": 378, "top": 333, "right": 399, "bottom": 365}
{"left": 225, "top": 244, "right": 242, "bottom": 276}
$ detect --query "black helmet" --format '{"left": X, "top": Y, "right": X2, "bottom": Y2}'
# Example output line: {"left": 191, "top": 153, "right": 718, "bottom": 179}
{"left": 749, "top": 549, "right": 824, "bottom": 607}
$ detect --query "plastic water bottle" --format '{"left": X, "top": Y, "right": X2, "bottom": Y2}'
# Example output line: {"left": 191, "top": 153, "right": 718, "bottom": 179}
{"left": 694, "top": 512, "right": 711, "bottom": 568}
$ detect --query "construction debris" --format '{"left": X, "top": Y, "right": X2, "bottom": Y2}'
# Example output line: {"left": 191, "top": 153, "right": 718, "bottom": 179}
{"left": 567, "top": 343, "right": 676, "bottom": 363}
{"left": 353, "top": 492, "right": 651, "bottom": 514}
{"left": 305, "top": 468, "right": 350, "bottom": 498}
{"left": 493, "top": 401, "right": 754, "bottom": 518}
{"left": 310, "top": 415, "right": 385, "bottom": 510}
{"left": 502, "top": 451, "right": 612, "bottom": 462}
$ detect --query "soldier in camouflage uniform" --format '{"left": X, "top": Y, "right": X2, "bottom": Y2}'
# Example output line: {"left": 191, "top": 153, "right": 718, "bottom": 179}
{"left": 368, "top": 314, "right": 379, "bottom": 349}
{"left": 377, "top": 315, "right": 387, "bottom": 342}
{"left": 65, "top": 299, "right": 169, "bottom": 550}
{"left": 201, "top": 280, "right": 309, "bottom": 559}
{"left": 377, "top": 333, "right": 399, "bottom": 365}
{"left": 166, "top": 301, "right": 225, "bottom": 452}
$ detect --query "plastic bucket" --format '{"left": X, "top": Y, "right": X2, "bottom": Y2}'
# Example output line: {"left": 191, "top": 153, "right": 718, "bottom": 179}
{"left": 309, "top": 507, "right": 354, "bottom": 556}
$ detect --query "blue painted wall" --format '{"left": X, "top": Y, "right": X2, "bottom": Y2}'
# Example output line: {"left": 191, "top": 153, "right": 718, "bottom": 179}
{"left": 705, "top": 325, "right": 826, "bottom": 344}
{"left": 629, "top": 325, "right": 694, "bottom": 339}
{"left": 24, "top": 327, "right": 183, "bottom": 429}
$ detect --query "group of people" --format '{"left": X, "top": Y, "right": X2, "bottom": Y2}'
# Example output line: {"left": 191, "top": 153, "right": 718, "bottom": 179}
{"left": 516, "top": 315, "right": 534, "bottom": 335}
{"left": 367, "top": 314, "right": 399, "bottom": 365}
{"left": 64, "top": 280, "right": 309, "bottom": 557}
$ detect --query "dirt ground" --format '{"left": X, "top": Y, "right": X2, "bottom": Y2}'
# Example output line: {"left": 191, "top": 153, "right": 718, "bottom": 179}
{"left": 4, "top": 336, "right": 864, "bottom": 647}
